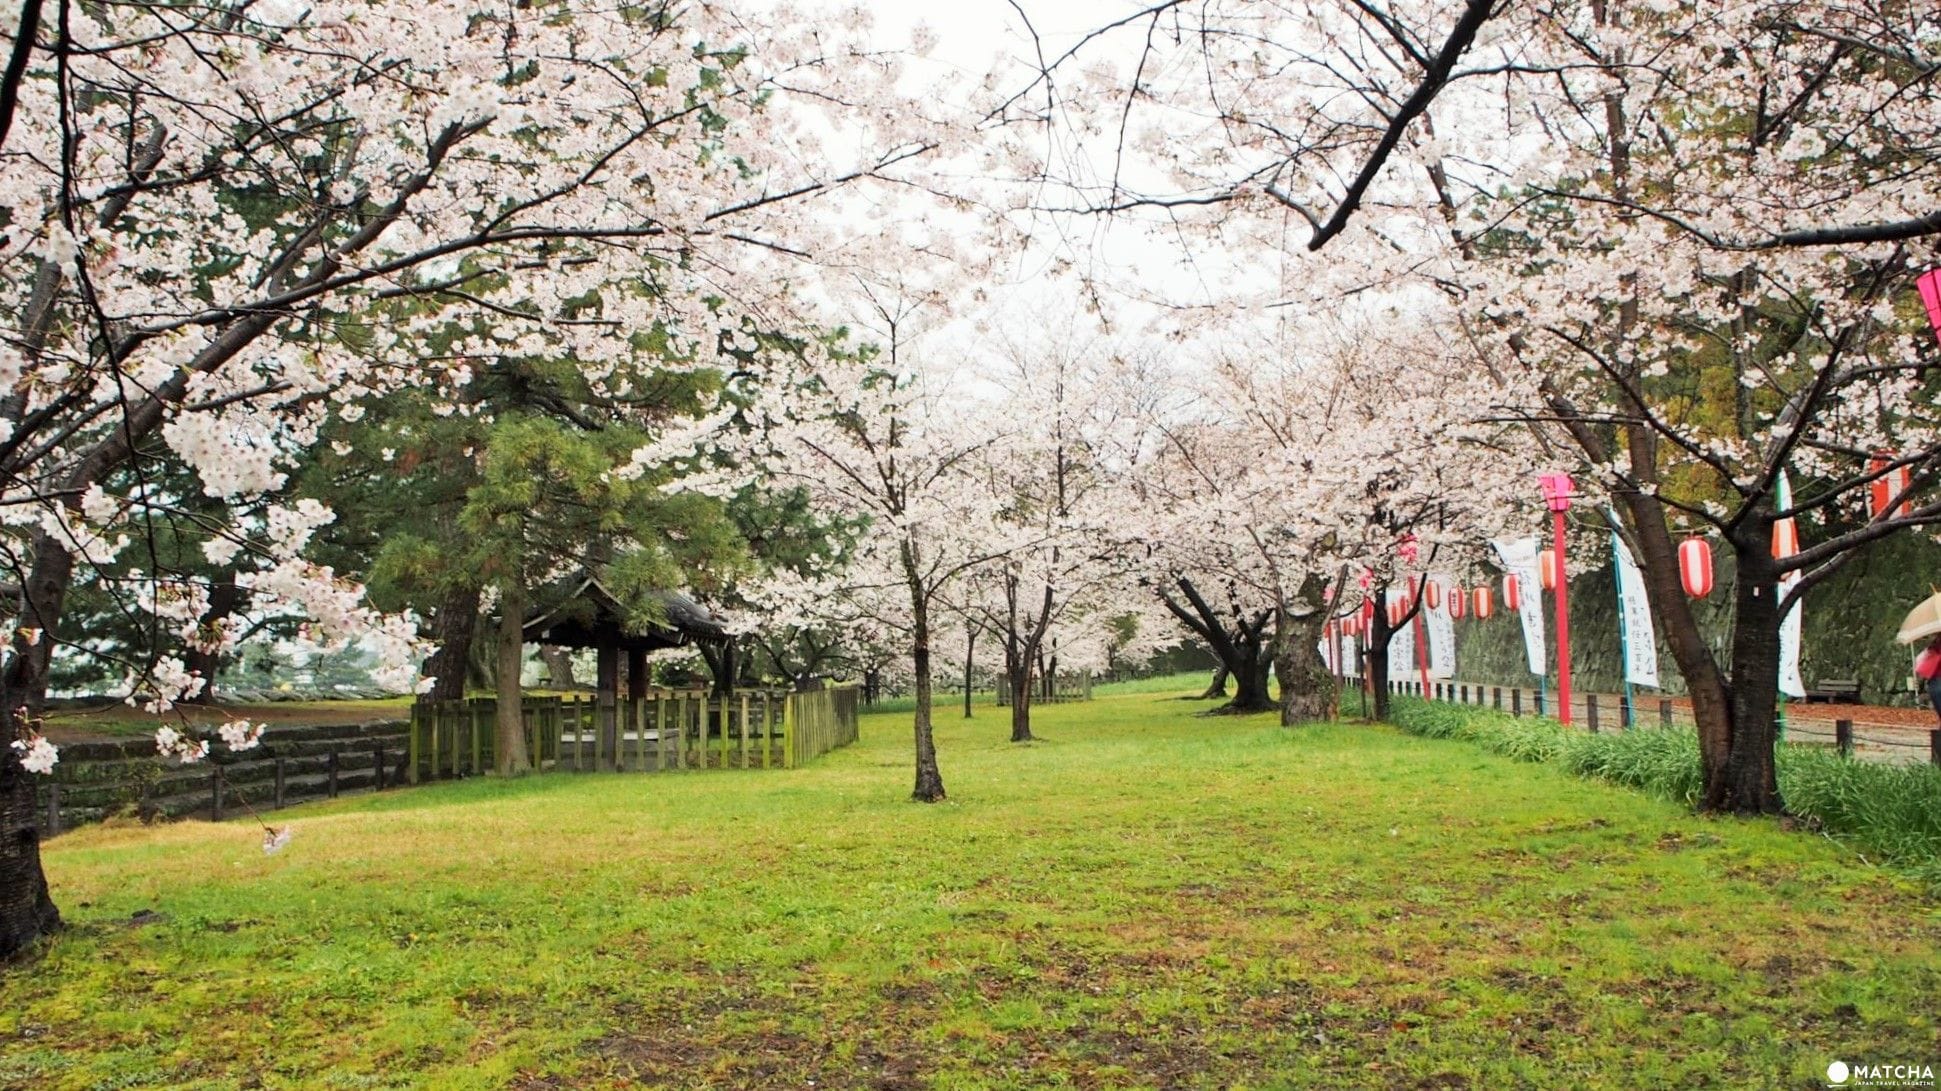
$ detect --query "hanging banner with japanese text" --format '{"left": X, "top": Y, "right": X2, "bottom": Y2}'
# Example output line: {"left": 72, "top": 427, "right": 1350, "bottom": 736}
{"left": 1777, "top": 471, "right": 1806, "bottom": 699}
{"left": 1492, "top": 538, "right": 1547, "bottom": 677}
{"left": 1611, "top": 533, "right": 1661, "bottom": 688}
{"left": 1426, "top": 574, "right": 1457, "bottom": 679}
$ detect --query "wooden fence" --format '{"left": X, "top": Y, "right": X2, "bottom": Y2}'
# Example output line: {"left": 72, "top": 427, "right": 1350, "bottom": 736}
{"left": 408, "top": 686, "right": 858, "bottom": 783}
{"left": 1385, "top": 678, "right": 1941, "bottom": 767}
{"left": 995, "top": 671, "right": 1093, "bottom": 706}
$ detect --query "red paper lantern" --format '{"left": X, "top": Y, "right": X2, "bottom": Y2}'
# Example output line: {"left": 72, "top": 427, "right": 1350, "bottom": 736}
{"left": 1771, "top": 514, "right": 1799, "bottom": 560}
{"left": 1447, "top": 587, "right": 1465, "bottom": 619}
{"left": 1919, "top": 267, "right": 1941, "bottom": 346}
{"left": 1360, "top": 598, "right": 1375, "bottom": 630}
{"left": 1424, "top": 580, "right": 1441, "bottom": 611}
{"left": 1869, "top": 451, "right": 1913, "bottom": 520}
{"left": 1503, "top": 574, "right": 1520, "bottom": 612}
{"left": 1539, "top": 548, "right": 1559, "bottom": 591}
{"left": 1473, "top": 586, "right": 1494, "bottom": 619}
{"left": 1679, "top": 537, "right": 1714, "bottom": 598}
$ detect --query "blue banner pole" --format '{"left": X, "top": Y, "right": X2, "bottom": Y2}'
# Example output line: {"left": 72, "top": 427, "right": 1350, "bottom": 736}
{"left": 1612, "top": 530, "right": 1634, "bottom": 729}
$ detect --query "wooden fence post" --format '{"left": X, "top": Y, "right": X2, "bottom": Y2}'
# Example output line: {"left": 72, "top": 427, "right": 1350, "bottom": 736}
{"left": 1586, "top": 695, "right": 1599, "bottom": 733}
{"left": 1511, "top": 689, "right": 1521, "bottom": 717}
{"left": 1492, "top": 687, "right": 1501, "bottom": 711}
{"left": 738, "top": 692, "right": 751, "bottom": 769}
{"left": 274, "top": 757, "right": 287, "bottom": 809}
{"left": 1835, "top": 719, "right": 1853, "bottom": 757}
{"left": 211, "top": 770, "right": 224, "bottom": 822}
{"left": 408, "top": 704, "right": 421, "bottom": 785}
{"left": 43, "top": 782, "right": 60, "bottom": 837}
{"left": 1660, "top": 699, "right": 1673, "bottom": 727}
{"left": 327, "top": 748, "right": 340, "bottom": 798}
{"left": 784, "top": 693, "right": 797, "bottom": 768}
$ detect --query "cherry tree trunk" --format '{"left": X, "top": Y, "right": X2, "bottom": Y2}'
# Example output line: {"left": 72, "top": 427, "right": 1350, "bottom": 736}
{"left": 1274, "top": 608, "right": 1335, "bottom": 726}
{"left": 1620, "top": 488, "right": 1779, "bottom": 815}
{"left": 1007, "top": 656, "right": 1035, "bottom": 742}
{"left": 1219, "top": 656, "right": 1275, "bottom": 714}
{"left": 963, "top": 628, "right": 975, "bottom": 719}
{"left": 1700, "top": 532, "right": 1784, "bottom": 814}
{"left": 0, "top": 748, "right": 61, "bottom": 958}
{"left": 2, "top": 532, "right": 73, "bottom": 715}
{"left": 494, "top": 582, "right": 533, "bottom": 777}
{"left": 909, "top": 589, "right": 947, "bottom": 802}
{"left": 1367, "top": 608, "right": 1393, "bottom": 722}
{"left": 1196, "top": 663, "right": 1229, "bottom": 700}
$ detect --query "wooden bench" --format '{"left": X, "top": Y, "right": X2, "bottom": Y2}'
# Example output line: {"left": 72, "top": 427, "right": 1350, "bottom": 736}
{"left": 1802, "top": 679, "right": 1861, "bottom": 704}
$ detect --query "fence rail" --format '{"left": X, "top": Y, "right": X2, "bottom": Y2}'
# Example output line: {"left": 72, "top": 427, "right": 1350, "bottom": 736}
{"left": 995, "top": 672, "right": 1094, "bottom": 706}
{"left": 1376, "top": 678, "right": 1941, "bottom": 767}
{"left": 408, "top": 686, "right": 858, "bottom": 783}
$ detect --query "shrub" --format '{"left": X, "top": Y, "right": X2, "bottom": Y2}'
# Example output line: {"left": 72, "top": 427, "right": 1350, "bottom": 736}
{"left": 1385, "top": 696, "right": 1941, "bottom": 886}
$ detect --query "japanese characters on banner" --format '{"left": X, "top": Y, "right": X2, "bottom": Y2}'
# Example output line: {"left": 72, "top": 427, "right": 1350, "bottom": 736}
{"left": 1777, "top": 471, "right": 1806, "bottom": 699}
{"left": 1389, "top": 599, "right": 1418, "bottom": 674}
{"left": 1610, "top": 532, "right": 1661, "bottom": 688}
{"left": 1491, "top": 538, "right": 1547, "bottom": 677}
{"left": 1320, "top": 635, "right": 1360, "bottom": 679}
{"left": 1425, "top": 574, "right": 1456, "bottom": 679}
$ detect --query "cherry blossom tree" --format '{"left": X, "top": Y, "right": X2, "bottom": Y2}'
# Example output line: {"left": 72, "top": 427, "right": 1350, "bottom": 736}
{"left": 1433, "top": 2, "right": 1941, "bottom": 813}
{"left": 753, "top": 293, "right": 1025, "bottom": 800}
{"left": 1005, "top": 0, "right": 1940, "bottom": 811}
{"left": 0, "top": 0, "right": 961, "bottom": 955}
{"left": 952, "top": 325, "right": 1141, "bottom": 742}
{"left": 1128, "top": 308, "right": 1536, "bottom": 725}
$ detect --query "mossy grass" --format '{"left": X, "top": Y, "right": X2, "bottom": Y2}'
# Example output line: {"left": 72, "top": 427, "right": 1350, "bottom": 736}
{"left": 4, "top": 686, "right": 1937, "bottom": 1088}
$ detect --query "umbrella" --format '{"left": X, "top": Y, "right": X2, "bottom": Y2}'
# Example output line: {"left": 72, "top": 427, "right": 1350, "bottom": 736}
{"left": 1896, "top": 591, "right": 1941, "bottom": 644}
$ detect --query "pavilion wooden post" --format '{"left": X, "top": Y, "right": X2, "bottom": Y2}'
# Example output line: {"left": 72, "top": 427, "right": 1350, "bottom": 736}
{"left": 628, "top": 649, "right": 650, "bottom": 699}
{"left": 597, "top": 645, "right": 619, "bottom": 772}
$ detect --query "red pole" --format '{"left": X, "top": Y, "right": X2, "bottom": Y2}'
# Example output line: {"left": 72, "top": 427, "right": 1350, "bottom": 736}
{"left": 1411, "top": 577, "right": 1431, "bottom": 698}
{"left": 1554, "top": 507, "right": 1573, "bottom": 725}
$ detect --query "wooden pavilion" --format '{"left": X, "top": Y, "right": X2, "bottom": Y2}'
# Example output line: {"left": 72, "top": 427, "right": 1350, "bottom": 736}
{"left": 522, "top": 576, "right": 727, "bottom": 733}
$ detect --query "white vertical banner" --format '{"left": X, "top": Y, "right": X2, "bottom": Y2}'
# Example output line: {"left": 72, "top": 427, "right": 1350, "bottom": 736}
{"left": 1389, "top": 606, "right": 1416, "bottom": 675}
{"left": 1492, "top": 538, "right": 1547, "bottom": 677}
{"left": 1611, "top": 533, "right": 1661, "bottom": 688}
{"left": 1426, "top": 575, "right": 1457, "bottom": 679}
{"left": 1777, "top": 471, "right": 1806, "bottom": 699}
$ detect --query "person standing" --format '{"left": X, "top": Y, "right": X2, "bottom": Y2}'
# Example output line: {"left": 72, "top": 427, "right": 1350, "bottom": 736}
{"left": 1918, "top": 634, "right": 1941, "bottom": 727}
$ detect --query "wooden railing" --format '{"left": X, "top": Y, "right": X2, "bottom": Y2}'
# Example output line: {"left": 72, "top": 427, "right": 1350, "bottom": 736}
{"left": 995, "top": 671, "right": 1093, "bottom": 706}
{"left": 407, "top": 686, "right": 858, "bottom": 783}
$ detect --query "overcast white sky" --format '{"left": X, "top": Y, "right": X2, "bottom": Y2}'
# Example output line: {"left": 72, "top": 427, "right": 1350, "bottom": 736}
{"left": 805, "top": 1, "right": 1284, "bottom": 374}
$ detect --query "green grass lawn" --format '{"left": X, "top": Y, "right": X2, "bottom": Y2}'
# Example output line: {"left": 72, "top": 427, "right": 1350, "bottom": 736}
{"left": 4, "top": 688, "right": 1938, "bottom": 1089}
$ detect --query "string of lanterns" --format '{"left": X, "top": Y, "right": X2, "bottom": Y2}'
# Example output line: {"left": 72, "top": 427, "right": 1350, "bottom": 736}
{"left": 1329, "top": 435, "right": 1921, "bottom": 641}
